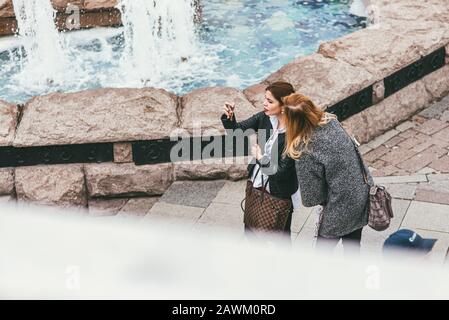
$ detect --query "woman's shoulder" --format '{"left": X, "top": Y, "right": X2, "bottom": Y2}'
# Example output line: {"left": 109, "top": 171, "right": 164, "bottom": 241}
{"left": 311, "top": 118, "right": 343, "bottom": 141}
{"left": 306, "top": 118, "right": 351, "bottom": 157}
{"left": 254, "top": 110, "right": 268, "bottom": 119}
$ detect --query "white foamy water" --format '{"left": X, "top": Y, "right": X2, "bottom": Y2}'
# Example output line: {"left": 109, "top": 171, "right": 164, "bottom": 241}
{"left": 350, "top": 0, "right": 369, "bottom": 17}
{"left": 12, "top": 0, "right": 71, "bottom": 90}
{"left": 2, "top": 0, "right": 218, "bottom": 102}
{"left": 118, "top": 0, "right": 200, "bottom": 85}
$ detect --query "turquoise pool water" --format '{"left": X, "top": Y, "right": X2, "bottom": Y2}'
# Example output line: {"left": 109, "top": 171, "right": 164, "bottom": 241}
{"left": 0, "top": 0, "right": 365, "bottom": 104}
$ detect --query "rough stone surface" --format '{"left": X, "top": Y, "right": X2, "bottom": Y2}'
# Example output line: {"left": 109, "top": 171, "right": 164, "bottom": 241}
{"left": 113, "top": 143, "right": 133, "bottom": 163}
{"left": 264, "top": 53, "right": 374, "bottom": 109}
{"left": 51, "top": 0, "right": 83, "bottom": 10}
{"left": 84, "top": 0, "right": 118, "bottom": 10}
{"left": 441, "top": 111, "right": 449, "bottom": 123}
{"left": 370, "top": 0, "right": 449, "bottom": 25}
{"left": 342, "top": 80, "right": 432, "bottom": 143}
{"left": 418, "top": 95, "right": 449, "bottom": 120}
{"left": 372, "top": 81, "right": 385, "bottom": 103}
{"left": 0, "top": 100, "right": 18, "bottom": 147}
{"left": 2, "top": 1, "right": 118, "bottom": 15}
{"left": 14, "top": 88, "right": 179, "bottom": 147}
{"left": 0, "top": 16, "right": 15, "bottom": 36}
{"left": 1, "top": 0, "right": 121, "bottom": 35}
{"left": 0, "top": 0, "right": 13, "bottom": 18}
{"left": 180, "top": 87, "right": 256, "bottom": 136}
{"left": 0, "top": 168, "right": 14, "bottom": 195}
{"left": 422, "top": 65, "right": 449, "bottom": 101}
{"left": 173, "top": 157, "right": 249, "bottom": 182}
{"left": 319, "top": 27, "right": 418, "bottom": 79}
{"left": 446, "top": 43, "right": 449, "bottom": 64}
{"left": 55, "top": 7, "right": 121, "bottom": 31}
{"left": 15, "top": 164, "right": 87, "bottom": 207}
{"left": 319, "top": 20, "right": 449, "bottom": 80}
{"left": 243, "top": 83, "right": 267, "bottom": 110}
{"left": 85, "top": 163, "right": 173, "bottom": 197}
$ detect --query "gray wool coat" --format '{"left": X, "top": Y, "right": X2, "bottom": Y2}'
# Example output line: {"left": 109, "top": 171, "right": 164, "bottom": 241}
{"left": 296, "top": 119, "right": 374, "bottom": 238}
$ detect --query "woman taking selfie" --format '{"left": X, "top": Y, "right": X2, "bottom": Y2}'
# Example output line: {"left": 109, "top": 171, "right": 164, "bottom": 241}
{"left": 221, "top": 82, "right": 299, "bottom": 237}
{"left": 282, "top": 93, "right": 373, "bottom": 251}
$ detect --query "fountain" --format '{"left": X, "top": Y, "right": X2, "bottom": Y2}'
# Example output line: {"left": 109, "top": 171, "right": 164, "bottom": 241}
{"left": 0, "top": 0, "right": 366, "bottom": 104}
{"left": 118, "top": 0, "right": 198, "bottom": 86}
{"left": 350, "top": 0, "right": 369, "bottom": 17}
{"left": 12, "top": 0, "right": 69, "bottom": 89}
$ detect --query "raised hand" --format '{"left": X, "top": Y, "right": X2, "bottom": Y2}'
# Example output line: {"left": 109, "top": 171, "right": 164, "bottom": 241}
{"left": 223, "top": 102, "right": 236, "bottom": 120}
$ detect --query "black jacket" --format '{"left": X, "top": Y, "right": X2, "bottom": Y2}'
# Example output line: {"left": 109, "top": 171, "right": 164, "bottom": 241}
{"left": 221, "top": 111, "right": 298, "bottom": 199}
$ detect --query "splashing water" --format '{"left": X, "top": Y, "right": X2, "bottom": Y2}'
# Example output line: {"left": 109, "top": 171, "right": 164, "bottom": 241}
{"left": 118, "top": 0, "right": 199, "bottom": 86}
{"left": 349, "top": 0, "right": 369, "bottom": 17}
{"left": 12, "top": 0, "right": 70, "bottom": 90}
{"left": 0, "top": 0, "right": 365, "bottom": 104}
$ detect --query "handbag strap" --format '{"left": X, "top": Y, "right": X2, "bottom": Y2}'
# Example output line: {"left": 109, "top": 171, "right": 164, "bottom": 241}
{"left": 337, "top": 122, "right": 372, "bottom": 187}
{"left": 241, "top": 164, "right": 270, "bottom": 208}
{"left": 260, "top": 166, "right": 270, "bottom": 190}
{"left": 253, "top": 164, "right": 270, "bottom": 190}
{"left": 351, "top": 139, "right": 371, "bottom": 187}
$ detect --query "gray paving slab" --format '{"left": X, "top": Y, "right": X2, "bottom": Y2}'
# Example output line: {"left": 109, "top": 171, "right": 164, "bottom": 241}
{"left": 419, "top": 96, "right": 449, "bottom": 120}
{"left": 291, "top": 206, "right": 314, "bottom": 233}
{"left": 197, "top": 202, "right": 244, "bottom": 231}
{"left": 374, "top": 175, "right": 428, "bottom": 184}
{"left": 160, "top": 180, "right": 226, "bottom": 208}
{"left": 401, "top": 201, "right": 449, "bottom": 233}
{"left": 427, "top": 174, "right": 449, "bottom": 181}
{"left": 366, "top": 129, "right": 400, "bottom": 149}
{"left": 144, "top": 202, "right": 204, "bottom": 225}
{"left": 213, "top": 180, "right": 247, "bottom": 204}
{"left": 384, "top": 183, "right": 417, "bottom": 200}
{"left": 116, "top": 197, "right": 159, "bottom": 217}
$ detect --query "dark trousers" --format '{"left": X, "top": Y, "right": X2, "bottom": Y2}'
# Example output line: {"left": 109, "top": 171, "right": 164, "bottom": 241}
{"left": 316, "top": 228, "right": 363, "bottom": 253}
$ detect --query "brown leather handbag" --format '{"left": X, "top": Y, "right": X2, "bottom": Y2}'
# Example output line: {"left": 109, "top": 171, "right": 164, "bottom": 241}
{"left": 240, "top": 169, "right": 292, "bottom": 232}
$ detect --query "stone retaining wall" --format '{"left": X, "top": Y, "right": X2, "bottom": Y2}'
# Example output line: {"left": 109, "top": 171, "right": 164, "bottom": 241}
{"left": 0, "top": 0, "right": 119, "bottom": 36}
{"left": 0, "top": 0, "right": 448, "bottom": 208}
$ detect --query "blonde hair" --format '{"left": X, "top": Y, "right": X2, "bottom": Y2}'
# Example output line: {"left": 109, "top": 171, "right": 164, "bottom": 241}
{"left": 282, "top": 93, "right": 336, "bottom": 160}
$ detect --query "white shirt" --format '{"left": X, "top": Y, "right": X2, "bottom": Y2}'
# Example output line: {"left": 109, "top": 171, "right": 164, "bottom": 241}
{"left": 250, "top": 116, "right": 301, "bottom": 209}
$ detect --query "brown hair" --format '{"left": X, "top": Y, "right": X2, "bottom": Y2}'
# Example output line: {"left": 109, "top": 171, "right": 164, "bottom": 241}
{"left": 265, "top": 81, "right": 295, "bottom": 105}
{"left": 282, "top": 93, "right": 336, "bottom": 159}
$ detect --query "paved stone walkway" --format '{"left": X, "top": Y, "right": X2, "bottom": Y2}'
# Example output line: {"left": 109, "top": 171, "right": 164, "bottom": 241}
{"left": 78, "top": 96, "right": 449, "bottom": 263}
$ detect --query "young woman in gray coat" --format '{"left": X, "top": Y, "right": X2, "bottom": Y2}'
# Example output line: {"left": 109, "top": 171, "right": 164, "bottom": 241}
{"left": 282, "top": 93, "right": 373, "bottom": 250}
